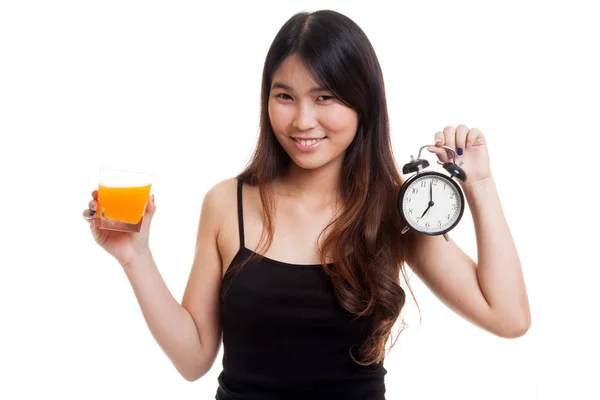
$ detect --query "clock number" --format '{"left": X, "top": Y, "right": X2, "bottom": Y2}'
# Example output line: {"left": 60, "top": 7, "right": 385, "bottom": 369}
{"left": 452, "top": 204, "right": 458, "bottom": 210}
{"left": 406, "top": 197, "right": 412, "bottom": 203}
{"left": 408, "top": 208, "right": 413, "bottom": 214}
{"left": 421, "top": 181, "right": 427, "bottom": 188}
{"left": 437, "top": 221, "right": 442, "bottom": 228}
{"left": 447, "top": 214, "right": 451, "bottom": 220}
{"left": 412, "top": 188, "right": 418, "bottom": 194}
{"left": 425, "top": 222, "right": 430, "bottom": 228}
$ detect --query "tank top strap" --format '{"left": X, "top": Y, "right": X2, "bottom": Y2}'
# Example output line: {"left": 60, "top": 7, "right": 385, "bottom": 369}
{"left": 236, "top": 178, "right": 245, "bottom": 249}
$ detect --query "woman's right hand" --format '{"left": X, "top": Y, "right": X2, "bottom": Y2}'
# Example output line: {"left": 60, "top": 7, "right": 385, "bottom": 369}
{"left": 82, "top": 190, "right": 157, "bottom": 267}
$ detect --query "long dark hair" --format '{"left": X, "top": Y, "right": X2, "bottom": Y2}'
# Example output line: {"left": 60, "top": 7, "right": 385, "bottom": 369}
{"left": 235, "top": 9, "right": 420, "bottom": 366}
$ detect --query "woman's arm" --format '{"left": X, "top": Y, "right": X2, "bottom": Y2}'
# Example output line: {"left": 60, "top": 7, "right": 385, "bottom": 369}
{"left": 122, "top": 182, "right": 226, "bottom": 381}
{"left": 406, "top": 176, "right": 530, "bottom": 338}
{"left": 405, "top": 125, "right": 530, "bottom": 338}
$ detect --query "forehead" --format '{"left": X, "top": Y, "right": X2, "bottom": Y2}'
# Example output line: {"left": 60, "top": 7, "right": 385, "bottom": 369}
{"left": 272, "top": 54, "right": 321, "bottom": 90}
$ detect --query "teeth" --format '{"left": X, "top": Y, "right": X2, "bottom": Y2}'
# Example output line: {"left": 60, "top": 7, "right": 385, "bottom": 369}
{"left": 295, "top": 138, "right": 322, "bottom": 146}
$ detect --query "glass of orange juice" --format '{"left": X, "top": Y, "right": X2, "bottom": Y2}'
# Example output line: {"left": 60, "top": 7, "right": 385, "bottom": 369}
{"left": 96, "top": 167, "right": 153, "bottom": 232}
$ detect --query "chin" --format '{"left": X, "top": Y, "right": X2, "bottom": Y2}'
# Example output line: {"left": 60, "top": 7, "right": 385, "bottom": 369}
{"left": 289, "top": 154, "right": 336, "bottom": 171}
{"left": 293, "top": 161, "right": 325, "bottom": 170}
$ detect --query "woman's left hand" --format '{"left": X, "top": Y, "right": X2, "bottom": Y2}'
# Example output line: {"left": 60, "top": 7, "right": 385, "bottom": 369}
{"left": 427, "top": 124, "right": 492, "bottom": 187}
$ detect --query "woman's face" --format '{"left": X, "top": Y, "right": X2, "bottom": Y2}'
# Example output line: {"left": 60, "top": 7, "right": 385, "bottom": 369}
{"left": 268, "top": 54, "right": 359, "bottom": 171}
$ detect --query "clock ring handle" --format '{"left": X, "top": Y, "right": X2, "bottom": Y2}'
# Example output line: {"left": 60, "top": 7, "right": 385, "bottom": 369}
{"left": 416, "top": 144, "right": 467, "bottom": 182}
{"left": 416, "top": 144, "right": 458, "bottom": 165}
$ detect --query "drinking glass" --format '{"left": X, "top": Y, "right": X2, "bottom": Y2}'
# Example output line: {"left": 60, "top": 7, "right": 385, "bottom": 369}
{"left": 96, "top": 167, "right": 153, "bottom": 232}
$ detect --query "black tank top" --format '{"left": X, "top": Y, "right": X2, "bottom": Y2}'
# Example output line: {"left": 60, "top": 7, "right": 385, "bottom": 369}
{"left": 216, "top": 179, "right": 386, "bottom": 399}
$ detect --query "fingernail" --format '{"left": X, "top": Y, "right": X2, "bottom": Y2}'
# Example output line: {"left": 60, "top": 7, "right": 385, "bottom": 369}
{"left": 89, "top": 210, "right": 96, "bottom": 217}
{"left": 457, "top": 147, "right": 463, "bottom": 156}
{"left": 152, "top": 194, "right": 155, "bottom": 204}
{"left": 435, "top": 141, "right": 442, "bottom": 146}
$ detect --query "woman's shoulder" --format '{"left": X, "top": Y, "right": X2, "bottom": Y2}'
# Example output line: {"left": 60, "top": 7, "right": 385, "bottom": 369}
{"left": 202, "top": 177, "right": 245, "bottom": 274}
{"left": 207, "top": 177, "right": 239, "bottom": 196}
{"left": 200, "top": 177, "right": 239, "bottom": 221}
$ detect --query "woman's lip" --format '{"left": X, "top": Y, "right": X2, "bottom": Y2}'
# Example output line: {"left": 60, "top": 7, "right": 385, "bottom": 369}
{"left": 292, "top": 137, "right": 326, "bottom": 151}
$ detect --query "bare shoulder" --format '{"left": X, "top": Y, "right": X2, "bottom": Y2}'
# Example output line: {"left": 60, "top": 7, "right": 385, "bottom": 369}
{"left": 186, "top": 176, "right": 239, "bottom": 275}
{"left": 204, "top": 178, "right": 238, "bottom": 209}
{"left": 202, "top": 177, "right": 239, "bottom": 221}
{"left": 201, "top": 177, "right": 241, "bottom": 275}
{"left": 179, "top": 177, "right": 240, "bottom": 378}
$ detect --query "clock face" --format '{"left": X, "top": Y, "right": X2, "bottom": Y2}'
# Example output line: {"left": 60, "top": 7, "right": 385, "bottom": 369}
{"left": 399, "top": 172, "right": 465, "bottom": 235}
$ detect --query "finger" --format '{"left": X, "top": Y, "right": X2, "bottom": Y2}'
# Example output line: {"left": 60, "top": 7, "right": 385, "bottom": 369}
{"left": 432, "top": 131, "right": 450, "bottom": 162}
{"left": 427, "top": 145, "right": 450, "bottom": 163}
{"left": 92, "top": 190, "right": 98, "bottom": 200}
{"left": 466, "top": 127, "right": 486, "bottom": 149}
{"left": 143, "top": 194, "right": 156, "bottom": 222}
{"left": 138, "top": 194, "right": 156, "bottom": 232}
{"left": 82, "top": 208, "right": 95, "bottom": 221}
{"left": 443, "top": 126, "right": 456, "bottom": 150}
{"left": 145, "top": 194, "right": 156, "bottom": 214}
{"left": 455, "top": 124, "right": 469, "bottom": 156}
{"left": 88, "top": 200, "right": 97, "bottom": 211}
{"left": 90, "top": 217, "right": 103, "bottom": 242}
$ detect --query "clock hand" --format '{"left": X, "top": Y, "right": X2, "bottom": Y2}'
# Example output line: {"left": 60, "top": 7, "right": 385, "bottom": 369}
{"left": 419, "top": 196, "right": 435, "bottom": 219}
{"left": 419, "top": 204, "right": 431, "bottom": 219}
{"left": 430, "top": 180, "right": 433, "bottom": 202}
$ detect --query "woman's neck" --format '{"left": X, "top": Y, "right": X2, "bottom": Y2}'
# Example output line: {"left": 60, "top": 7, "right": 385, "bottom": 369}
{"left": 276, "top": 163, "right": 343, "bottom": 209}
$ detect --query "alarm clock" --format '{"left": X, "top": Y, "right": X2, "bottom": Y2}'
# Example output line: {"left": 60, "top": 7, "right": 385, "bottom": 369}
{"left": 398, "top": 144, "right": 467, "bottom": 242}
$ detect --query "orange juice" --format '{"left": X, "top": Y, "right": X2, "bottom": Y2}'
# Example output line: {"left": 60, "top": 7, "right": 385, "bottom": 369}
{"left": 98, "top": 184, "right": 152, "bottom": 224}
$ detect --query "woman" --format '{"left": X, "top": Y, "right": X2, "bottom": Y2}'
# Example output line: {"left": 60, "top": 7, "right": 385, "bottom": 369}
{"left": 83, "top": 9, "right": 530, "bottom": 400}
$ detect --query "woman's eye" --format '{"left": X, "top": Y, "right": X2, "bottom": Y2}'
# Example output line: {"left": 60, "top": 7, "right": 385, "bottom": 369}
{"left": 275, "top": 93, "right": 334, "bottom": 102}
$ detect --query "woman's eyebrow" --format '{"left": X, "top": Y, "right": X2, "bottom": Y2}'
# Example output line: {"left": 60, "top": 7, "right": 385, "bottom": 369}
{"left": 271, "top": 81, "right": 328, "bottom": 93}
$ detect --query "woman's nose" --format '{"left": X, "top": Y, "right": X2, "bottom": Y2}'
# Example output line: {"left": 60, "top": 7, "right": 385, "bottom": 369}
{"left": 292, "top": 102, "right": 318, "bottom": 131}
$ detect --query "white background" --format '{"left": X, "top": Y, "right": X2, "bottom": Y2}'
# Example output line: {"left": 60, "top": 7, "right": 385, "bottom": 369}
{"left": 1, "top": 0, "right": 597, "bottom": 399}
